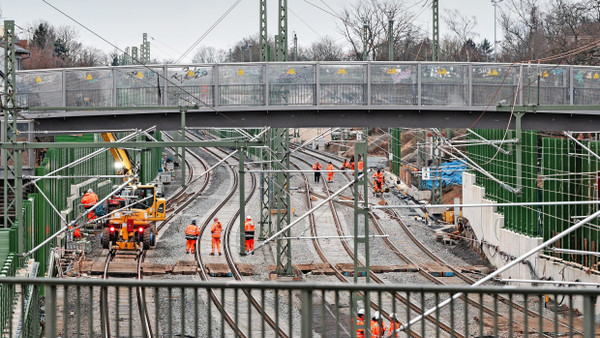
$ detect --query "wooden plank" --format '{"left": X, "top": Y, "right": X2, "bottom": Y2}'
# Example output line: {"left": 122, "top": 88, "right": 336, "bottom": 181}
{"left": 236, "top": 263, "right": 253, "bottom": 276}
{"left": 205, "top": 263, "right": 232, "bottom": 277}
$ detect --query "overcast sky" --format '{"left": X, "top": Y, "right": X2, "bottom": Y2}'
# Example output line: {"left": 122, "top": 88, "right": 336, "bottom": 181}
{"left": 1, "top": 0, "right": 503, "bottom": 62}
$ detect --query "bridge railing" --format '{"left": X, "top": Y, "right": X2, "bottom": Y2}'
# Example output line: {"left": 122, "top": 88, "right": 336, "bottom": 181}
{"left": 0, "top": 277, "right": 597, "bottom": 337}
{"left": 15, "top": 62, "right": 600, "bottom": 110}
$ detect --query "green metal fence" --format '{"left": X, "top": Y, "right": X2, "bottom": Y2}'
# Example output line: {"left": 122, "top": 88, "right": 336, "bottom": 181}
{"left": 0, "top": 277, "right": 598, "bottom": 338}
{"left": 467, "top": 130, "right": 600, "bottom": 269}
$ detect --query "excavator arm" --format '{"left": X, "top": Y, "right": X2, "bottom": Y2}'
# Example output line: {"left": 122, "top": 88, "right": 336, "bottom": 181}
{"left": 102, "top": 133, "right": 135, "bottom": 177}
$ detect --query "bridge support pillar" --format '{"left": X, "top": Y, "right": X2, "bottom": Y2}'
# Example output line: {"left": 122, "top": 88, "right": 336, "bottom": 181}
{"left": 273, "top": 128, "right": 292, "bottom": 276}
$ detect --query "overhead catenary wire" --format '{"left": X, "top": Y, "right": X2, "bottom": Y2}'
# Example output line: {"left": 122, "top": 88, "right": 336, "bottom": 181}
{"left": 175, "top": 0, "right": 242, "bottom": 64}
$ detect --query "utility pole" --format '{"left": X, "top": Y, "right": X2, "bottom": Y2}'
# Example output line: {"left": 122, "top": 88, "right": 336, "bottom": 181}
{"left": 491, "top": 0, "right": 503, "bottom": 62}
{"left": 259, "top": 0, "right": 268, "bottom": 61}
{"left": 140, "top": 33, "right": 150, "bottom": 64}
{"left": 293, "top": 33, "right": 298, "bottom": 61}
{"left": 432, "top": 0, "right": 439, "bottom": 61}
{"left": 2, "top": 20, "right": 25, "bottom": 254}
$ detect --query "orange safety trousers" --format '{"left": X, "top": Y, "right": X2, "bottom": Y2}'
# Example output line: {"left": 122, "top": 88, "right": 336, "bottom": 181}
{"left": 186, "top": 239, "right": 197, "bottom": 253}
{"left": 328, "top": 172, "right": 334, "bottom": 181}
{"left": 212, "top": 237, "right": 221, "bottom": 253}
{"left": 245, "top": 238, "right": 254, "bottom": 251}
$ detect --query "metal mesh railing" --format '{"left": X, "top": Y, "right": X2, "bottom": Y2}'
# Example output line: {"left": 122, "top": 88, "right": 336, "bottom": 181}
{"left": 0, "top": 277, "right": 597, "bottom": 338}
{"left": 15, "top": 62, "right": 600, "bottom": 111}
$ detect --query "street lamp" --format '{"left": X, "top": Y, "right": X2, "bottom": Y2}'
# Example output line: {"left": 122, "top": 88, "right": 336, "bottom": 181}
{"left": 491, "top": 0, "right": 503, "bottom": 62}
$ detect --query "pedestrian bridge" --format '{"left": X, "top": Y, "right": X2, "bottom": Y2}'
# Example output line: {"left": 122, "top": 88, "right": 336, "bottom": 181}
{"left": 14, "top": 61, "right": 600, "bottom": 131}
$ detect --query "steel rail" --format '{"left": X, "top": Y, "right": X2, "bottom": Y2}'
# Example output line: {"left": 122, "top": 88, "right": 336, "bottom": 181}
{"left": 293, "top": 153, "right": 460, "bottom": 337}
{"left": 301, "top": 144, "right": 580, "bottom": 336}
{"left": 187, "top": 132, "right": 289, "bottom": 338}
{"left": 292, "top": 158, "right": 417, "bottom": 338}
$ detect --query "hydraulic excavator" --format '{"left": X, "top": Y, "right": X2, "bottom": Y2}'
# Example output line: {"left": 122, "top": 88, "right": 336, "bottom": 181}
{"left": 100, "top": 133, "right": 167, "bottom": 250}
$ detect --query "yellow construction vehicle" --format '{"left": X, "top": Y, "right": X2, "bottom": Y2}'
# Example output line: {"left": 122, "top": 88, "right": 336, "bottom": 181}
{"left": 100, "top": 133, "right": 167, "bottom": 250}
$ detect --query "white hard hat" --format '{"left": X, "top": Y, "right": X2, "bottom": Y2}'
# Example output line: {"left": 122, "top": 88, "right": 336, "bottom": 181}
{"left": 87, "top": 188, "right": 93, "bottom": 193}
{"left": 357, "top": 308, "right": 365, "bottom": 315}
{"left": 372, "top": 311, "right": 380, "bottom": 320}
{"left": 247, "top": 216, "right": 252, "bottom": 220}
{"left": 389, "top": 312, "right": 397, "bottom": 320}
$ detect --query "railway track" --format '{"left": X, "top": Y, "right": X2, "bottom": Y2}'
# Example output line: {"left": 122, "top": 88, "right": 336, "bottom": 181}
{"left": 292, "top": 153, "right": 459, "bottom": 337}
{"left": 96, "top": 133, "right": 209, "bottom": 337}
{"left": 185, "top": 133, "right": 290, "bottom": 338}
{"left": 297, "top": 145, "right": 583, "bottom": 336}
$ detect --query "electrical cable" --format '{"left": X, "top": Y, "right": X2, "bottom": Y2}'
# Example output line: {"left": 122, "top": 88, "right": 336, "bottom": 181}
{"left": 41, "top": 0, "right": 247, "bottom": 130}
{"left": 175, "top": 0, "right": 242, "bottom": 64}
{"left": 289, "top": 8, "right": 324, "bottom": 39}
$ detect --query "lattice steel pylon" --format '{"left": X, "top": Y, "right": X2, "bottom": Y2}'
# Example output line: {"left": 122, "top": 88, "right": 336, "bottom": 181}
{"left": 351, "top": 137, "right": 371, "bottom": 337}
{"left": 272, "top": 128, "right": 292, "bottom": 276}
{"left": 259, "top": 0, "right": 268, "bottom": 62}
{"left": 2, "top": 20, "right": 24, "bottom": 253}
{"left": 259, "top": 131, "right": 272, "bottom": 239}
{"left": 140, "top": 33, "right": 150, "bottom": 64}
{"left": 432, "top": 0, "right": 440, "bottom": 61}
{"left": 277, "top": 0, "right": 288, "bottom": 62}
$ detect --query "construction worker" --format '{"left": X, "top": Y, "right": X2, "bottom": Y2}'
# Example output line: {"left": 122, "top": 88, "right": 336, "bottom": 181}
{"left": 356, "top": 308, "right": 366, "bottom": 338}
{"left": 244, "top": 216, "right": 255, "bottom": 253}
{"left": 373, "top": 169, "right": 384, "bottom": 192}
{"left": 326, "top": 162, "right": 334, "bottom": 182}
{"left": 210, "top": 217, "right": 222, "bottom": 256}
{"left": 81, "top": 188, "right": 98, "bottom": 221}
{"left": 358, "top": 156, "right": 364, "bottom": 171}
{"left": 312, "top": 161, "right": 322, "bottom": 183}
{"left": 185, "top": 220, "right": 200, "bottom": 254}
{"left": 341, "top": 159, "right": 350, "bottom": 170}
{"left": 350, "top": 156, "right": 355, "bottom": 171}
{"left": 387, "top": 313, "right": 400, "bottom": 337}
{"left": 370, "top": 311, "right": 386, "bottom": 338}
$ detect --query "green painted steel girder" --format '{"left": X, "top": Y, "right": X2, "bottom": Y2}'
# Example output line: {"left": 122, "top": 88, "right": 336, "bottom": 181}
{"left": 259, "top": 0, "right": 268, "bottom": 62}
{"left": 0, "top": 140, "right": 263, "bottom": 149}
{"left": 28, "top": 105, "right": 199, "bottom": 111}
{"left": 273, "top": 128, "right": 292, "bottom": 276}
{"left": 432, "top": 0, "right": 439, "bottom": 61}
{"left": 277, "top": 0, "right": 288, "bottom": 62}
{"left": 496, "top": 104, "right": 600, "bottom": 112}
{"left": 3, "top": 20, "right": 24, "bottom": 254}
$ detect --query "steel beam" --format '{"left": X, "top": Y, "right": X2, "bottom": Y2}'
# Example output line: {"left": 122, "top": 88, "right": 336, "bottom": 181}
{"left": 272, "top": 128, "right": 292, "bottom": 276}
{"left": 432, "top": 0, "right": 439, "bottom": 61}
{"left": 352, "top": 137, "right": 370, "bottom": 337}
{"left": 277, "top": 0, "right": 288, "bottom": 62}
{"left": 239, "top": 146, "right": 246, "bottom": 255}
{"left": 2, "top": 20, "right": 24, "bottom": 253}
{"left": 0, "top": 141, "right": 264, "bottom": 150}
{"left": 259, "top": 0, "right": 268, "bottom": 62}
{"left": 259, "top": 131, "right": 272, "bottom": 239}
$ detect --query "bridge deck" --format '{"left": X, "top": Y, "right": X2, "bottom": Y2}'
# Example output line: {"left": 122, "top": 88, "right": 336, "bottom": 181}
{"left": 14, "top": 61, "right": 600, "bottom": 131}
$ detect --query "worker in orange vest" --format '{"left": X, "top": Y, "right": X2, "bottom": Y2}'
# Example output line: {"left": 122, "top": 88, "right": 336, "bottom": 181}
{"left": 185, "top": 220, "right": 200, "bottom": 254}
{"left": 326, "top": 162, "right": 334, "bottom": 182}
{"left": 358, "top": 156, "right": 364, "bottom": 171}
{"left": 356, "top": 308, "right": 366, "bottom": 338}
{"left": 244, "top": 216, "right": 255, "bottom": 253}
{"left": 350, "top": 156, "right": 355, "bottom": 170}
{"left": 370, "top": 311, "right": 386, "bottom": 338}
{"left": 341, "top": 159, "right": 350, "bottom": 170}
{"left": 210, "top": 217, "right": 223, "bottom": 256}
{"left": 387, "top": 313, "right": 400, "bottom": 337}
{"left": 81, "top": 188, "right": 99, "bottom": 221}
{"left": 373, "top": 169, "right": 384, "bottom": 192}
{"left": 312, "top": 161, "right": 322, "bottom": 183}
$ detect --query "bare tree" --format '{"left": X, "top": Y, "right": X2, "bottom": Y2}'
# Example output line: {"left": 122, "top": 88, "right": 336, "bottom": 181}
{"left": 308, "top": 36, "right": 344, "bottom": 61}
{"left": 192, "top": 46, "right": 226, "bottom": 63}
{"left": 340, "top": 0, "right": 416, "bottom": 60}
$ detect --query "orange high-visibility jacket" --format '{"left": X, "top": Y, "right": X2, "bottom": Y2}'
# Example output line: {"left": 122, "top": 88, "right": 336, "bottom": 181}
{"left": 211, "top": 222, "right": 222, "bottom": 238}
{"left": 358, "top": 160, "right": 364, "bottom": 171}
{"left": 312, "top": 163, "right": 322, "bottom": 170}
{"left": 387, "top": 321, "right": 400, "bottom": 337}
{"left": 356, "top": 317, "right": 365, "bottom": 338}
{"left": 370, "top": 320, "right": 386, "bottom": 338}
{"left": 326, "top": 163, "right": 334, "bottom": 172}
{"left": 185, "top": 224, "right": 200, "bottom": 237}
{"left": 350, "top": 160, "right": 355, "bottom": 170}
{"left": 81, "top": 192, "right": 98, "bottom": 207}
{"left": 373, "top": 172, "right": 384, "bottom": 183}
{"left": 342, "top": 160, "right": 350, "bottom": 169}
{"left": 244, "top": 220, "right": 255, "bottom": 239}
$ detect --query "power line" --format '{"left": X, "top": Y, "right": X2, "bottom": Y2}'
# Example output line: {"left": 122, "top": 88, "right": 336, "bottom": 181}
{"left": 175, "top": 0, "right": 242, "bottom": 64}
{"left": 289, "top": 8, "right": 323, "bottom": 39}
